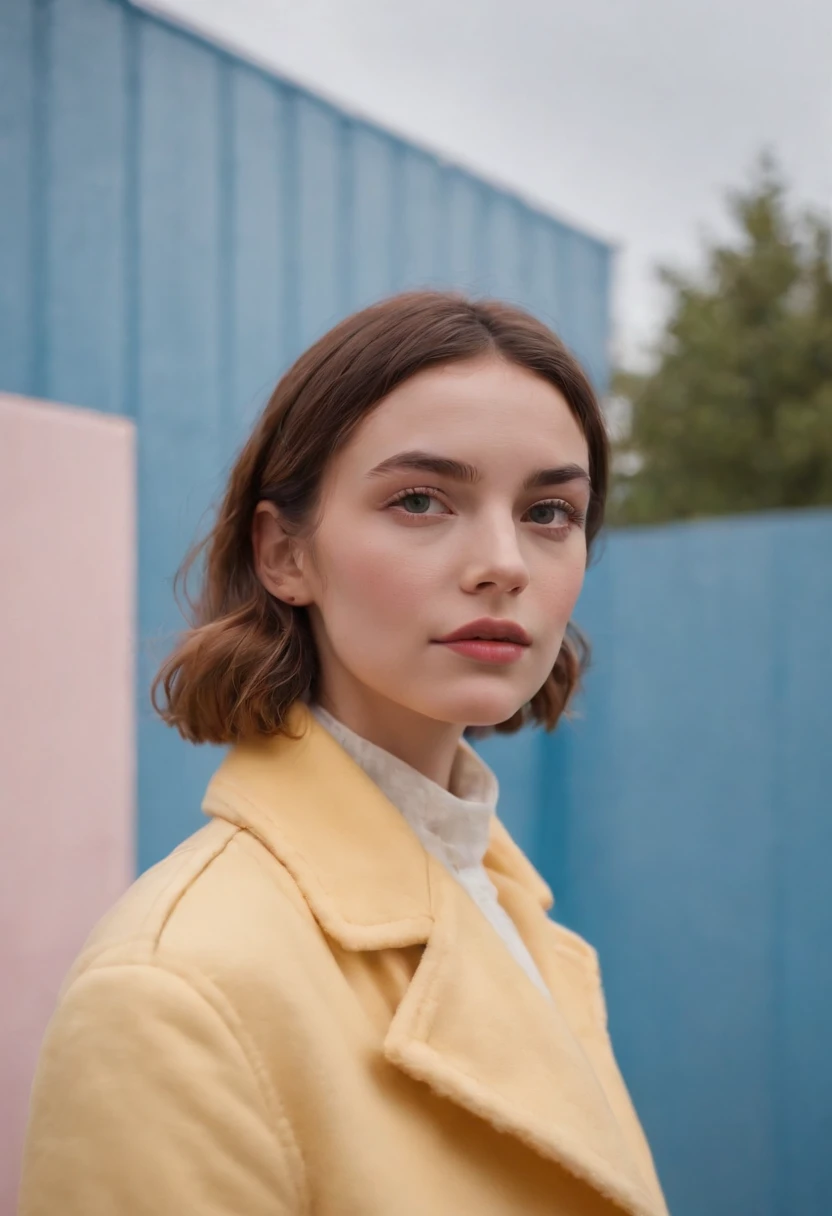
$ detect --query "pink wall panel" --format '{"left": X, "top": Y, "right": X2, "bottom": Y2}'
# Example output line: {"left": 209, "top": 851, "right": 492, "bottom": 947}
{"left": 0, "top": 394, "right": 135, "bottom": 1213}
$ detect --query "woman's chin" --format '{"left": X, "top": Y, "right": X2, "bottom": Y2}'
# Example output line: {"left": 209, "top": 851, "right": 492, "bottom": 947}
{"left": 424, "top": 687, "right": 528, "bottom": 730}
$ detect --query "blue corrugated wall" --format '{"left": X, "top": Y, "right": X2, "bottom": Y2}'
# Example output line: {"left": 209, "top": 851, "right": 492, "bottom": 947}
{"left": 0, "top": 0, "right": 612, "bottom": 873}
{"left": 478, "top": 508, "right": 832, "bottom": 1216}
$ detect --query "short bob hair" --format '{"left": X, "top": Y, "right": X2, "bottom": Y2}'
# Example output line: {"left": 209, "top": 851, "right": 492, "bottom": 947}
{"left": 152, "top": 291, "right": 609, "bottom": 744}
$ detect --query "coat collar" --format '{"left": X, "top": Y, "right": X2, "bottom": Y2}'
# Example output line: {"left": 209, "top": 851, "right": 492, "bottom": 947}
{"left": 203, "top": 704, "right": 667, "bottom": 1216}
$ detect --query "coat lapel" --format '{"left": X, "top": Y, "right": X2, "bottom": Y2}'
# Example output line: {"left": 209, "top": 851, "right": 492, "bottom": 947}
{"left": 203, "top": 705, "right": 667, "bottom": 1216}
{"left": 385, "top": 863, "right": 666, "bottom": 1216}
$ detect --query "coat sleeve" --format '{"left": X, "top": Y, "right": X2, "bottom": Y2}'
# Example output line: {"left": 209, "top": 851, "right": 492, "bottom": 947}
{"left": 19, "top": 960, "right": 307, "bottom": 1216}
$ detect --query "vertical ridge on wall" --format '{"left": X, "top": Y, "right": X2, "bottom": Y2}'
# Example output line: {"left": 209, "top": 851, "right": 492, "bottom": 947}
{"left": 398, "top": 147, "right": 444, "bottom": 289}
{"left": 527, "top": 215, "right": 563, "bottom": 337}
{"left": 0, "top": 0, "right": 35, "bottom": 394}
{"left": 349, "top": 125, "right": 399, "bottom": 309}
{"left": 433, "top": 164, "right": 452, "bottom": 288}
{"left": 444, "top": 169, "right": 486, "bottom": 293}
{"left": 336, "top": 116, "right": 355, "bottom": 318}
{"left": 217, "top": 54, "right": 235, "bottom": 459}
{"left": 123, "top": 0, "right": 140, "bottom": 421}
{"left": 30, "top": 0, "right": 51, "bottom": 400}
{"left": 388, "top": 140, "right": 407, "bottom": 290}
{"left": 135, "top": 12, "right": 226, "bottom": 868}
{"left": 481, "top": 192, "right": 529, "bottom": 304}
{"left": 767, "top": 516, "right": 790, "bottom": 1216}
{"left": 45, "top": 0, "right": 127, "bottom": 412}
{"left": 768, "top": 512, "right": 832, "bottom": 1215}
{"left": 227, "top": 67, "right": 290, "bottom": 448}
{"left": 280, "top": 85, "right": 300, "bottom": 366}
{"left": 295, "top": 95, "right": 343, "bottom": 352}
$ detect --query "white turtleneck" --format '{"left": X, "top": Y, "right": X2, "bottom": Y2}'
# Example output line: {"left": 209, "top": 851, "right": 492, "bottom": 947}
{"left": 310, "top": 704, "right": 551, "bottom": 999}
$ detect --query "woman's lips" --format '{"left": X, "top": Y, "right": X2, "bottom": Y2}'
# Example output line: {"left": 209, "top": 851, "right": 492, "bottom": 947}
{"left": 436, "top": 639, "right": 527, "bottom": 664}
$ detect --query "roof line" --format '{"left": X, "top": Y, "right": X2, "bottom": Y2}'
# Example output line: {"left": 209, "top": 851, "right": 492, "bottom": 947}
{"left": 126, "top": 0, "right": 619, "bottom": 250}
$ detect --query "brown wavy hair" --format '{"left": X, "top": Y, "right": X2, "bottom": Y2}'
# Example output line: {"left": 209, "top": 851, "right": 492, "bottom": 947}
{"left": 152, "top": 291, "right": 609, "bottom": 744}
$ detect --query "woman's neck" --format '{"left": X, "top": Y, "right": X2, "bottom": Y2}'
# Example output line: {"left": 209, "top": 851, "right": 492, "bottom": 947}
{"left": 312, "top": 688, "right": 464, "bottom": 790}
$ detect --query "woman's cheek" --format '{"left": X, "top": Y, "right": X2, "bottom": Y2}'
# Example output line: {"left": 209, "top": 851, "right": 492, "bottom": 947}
{"left": 355, "top": 540, "right": 436, "bottom": 610}
{"left": 545, "top": 550, "right": 587, "bottom": 623}
{"left": 326, "top": 543, "right": 414, "bottom": 622}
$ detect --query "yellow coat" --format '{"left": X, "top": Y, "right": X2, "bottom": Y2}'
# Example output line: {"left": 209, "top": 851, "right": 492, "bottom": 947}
{"left": 20, "top": 704, "right": 668, "bottom": 1216}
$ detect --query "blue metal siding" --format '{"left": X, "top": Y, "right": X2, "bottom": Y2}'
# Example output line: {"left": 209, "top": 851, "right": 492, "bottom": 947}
{"left": 348, "top": 125, "right": 399, "bottom": 310}
{"left": 0, "top": 0, "right": 36, "bottom": 396}
{"left": 295, "top": 96, "right": 343, "bottom": 352}
{"left": 0, "top": 0, "right": 613, "bottom": 870}
{"left": 44, "top": 0, "right": 126, "bottom": 410}
{"left": 398, "top": 146, "right": 444, "bottom": 287}
{"left": 133, "top": 14, "right": 227, "bottom": 864}
{"left": 527, "top": 215, "right": 564, "bottom": 333}
{"left": 510, "top": 509, "right": 831, "bottom": 1216}
{"left": 482, "top": 193, "right": 529, "bottom": 303}
{"left": 445, "top": 168, "right": 487, "bottom": 289}
{"left": 226, "top": 65, "right": 289, "bottom": 447}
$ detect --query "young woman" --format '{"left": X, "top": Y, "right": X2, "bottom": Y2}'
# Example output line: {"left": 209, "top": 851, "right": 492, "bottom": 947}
{"left": 21, "top": 292, "right": 668, "bottom": 1216}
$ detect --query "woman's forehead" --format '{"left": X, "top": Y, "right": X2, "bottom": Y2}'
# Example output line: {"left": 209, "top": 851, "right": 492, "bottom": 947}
{"left": 343, "top": 358, "right": 588, "bottom": 469}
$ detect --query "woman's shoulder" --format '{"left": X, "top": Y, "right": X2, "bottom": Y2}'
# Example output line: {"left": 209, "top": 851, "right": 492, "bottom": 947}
{"left": 64, "top": 819, "right": 319, "bottom": 1002}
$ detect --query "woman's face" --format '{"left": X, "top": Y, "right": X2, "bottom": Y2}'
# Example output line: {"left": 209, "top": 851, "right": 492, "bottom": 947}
{"left": 281, "top": 354, "right": 591, "bottom": 730}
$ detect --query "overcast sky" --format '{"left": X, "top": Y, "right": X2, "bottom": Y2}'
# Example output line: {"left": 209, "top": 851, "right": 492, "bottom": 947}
{"left": 139, "top": 0, "right": 832, "bottom": 367}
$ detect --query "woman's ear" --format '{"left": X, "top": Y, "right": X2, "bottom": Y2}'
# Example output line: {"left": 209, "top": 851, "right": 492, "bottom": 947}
{"left": 251, "top": 502, "right": 311, "bottom": 606}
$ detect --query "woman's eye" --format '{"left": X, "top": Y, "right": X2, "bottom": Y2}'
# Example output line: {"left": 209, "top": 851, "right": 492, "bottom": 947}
{"left": 393, "top": 492, "right": 443, "bottom": 515}
{"left": 527, "top": 500, "right": 572, "bottom": 527}
{"left": 401, "top": 493, "right": 432, "bottom": 514}
{"left": 388, "top": 492, "right": 581, "bottom": 528}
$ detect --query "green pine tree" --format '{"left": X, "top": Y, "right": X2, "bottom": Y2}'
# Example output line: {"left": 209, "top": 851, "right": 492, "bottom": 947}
{"left": 610, "top": 156, "right": 832, "bottom": 525}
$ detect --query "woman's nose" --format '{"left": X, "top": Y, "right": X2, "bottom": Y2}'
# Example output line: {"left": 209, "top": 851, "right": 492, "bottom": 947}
{"left": 460, "top": 518, "right": 530, "bottom": 594}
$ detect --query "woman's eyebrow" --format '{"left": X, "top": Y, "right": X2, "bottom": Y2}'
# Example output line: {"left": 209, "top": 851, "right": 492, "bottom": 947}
{"left": 366, "top": 449, "right": 592, "bottom": 491}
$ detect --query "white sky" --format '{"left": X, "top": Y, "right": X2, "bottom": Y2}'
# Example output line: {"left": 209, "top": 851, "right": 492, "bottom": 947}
{"left": 137, "top": 0, "right": 832, "bottom": 368}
